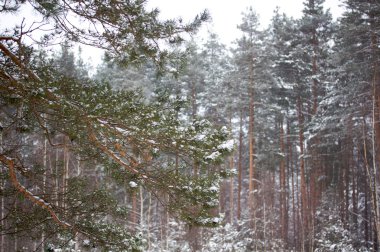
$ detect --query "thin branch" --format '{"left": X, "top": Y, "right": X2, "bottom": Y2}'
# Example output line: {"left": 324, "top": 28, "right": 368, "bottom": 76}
{"left": 0, "top": 154, "right": 71, "bottom": 229}
{"left": 0, "top": 36, "right": 19, "bottom": 42}
{"left": 87, "top": 123, "right": 140, "bottom": 175}
{"left": 31, "top": 108, "right": 65, "bottom": 147}
{"left": 0, "top": 42, "right": 41, "bottom": 82}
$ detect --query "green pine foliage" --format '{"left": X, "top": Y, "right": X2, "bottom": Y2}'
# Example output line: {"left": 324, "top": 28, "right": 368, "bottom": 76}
{"left": 0, "top": 1, "right": 232, "bottom": 251}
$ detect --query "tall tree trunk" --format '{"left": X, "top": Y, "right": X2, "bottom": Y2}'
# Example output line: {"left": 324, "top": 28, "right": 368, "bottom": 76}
{"left": 54, "top": 149, "right": 59, "bottom": 207}
{"left": 40, "top": 131, "right": 48, "bottom": 252}
{"left": 74, "top": 157, "right": 81, "bottom": 252}
{"left": 344, "top": 153, "right": 350, "bottom": 227}
{"left": 190, "top": 81, "right": 199, "bottom": 176}
{"left": 188, "top": 225, "right": 201, "bottom": 252}
{"left": 352, "top": 164, "right": 358, "bottom": 230}
{"left": 229, "top": 152, "right": 234, "bottom": 224}
{"left": 229, "top": 111, "right": 234, "bottom": 224}
{"left": 237, "top": 108, "right": 243, "bottom": 221}
{"left": 147, "top": 192, "right": 152, "bottom": 250}
{"left": 191, "top": 81, "right": 197, "bottom": 120}
{"left": 248, "top": 81, "right": 256, "bottom": 226}
{"left": 347, "top": 115, "right": 358, "bottom": 231}
{"left": 63, "top": 135, "right": 70, "bottom": 212}
{"left": 13, "top": 202, "right": 17, "bottom": 252}
{"left": 297, "top": 97, "right": 308, "bottom": 248}
{"left": 220, "top": 170, "right": 227, "bottom": 214}
{"left": 338, "top": 161, "right": 345, "bottom": 223}
{"left": 247, "top": 43, "right": 256, "bottom": 225}
{"left": 140, "top": 185, "right": 144, "bottom": 229}
{"left": 312, "top": 31, "right": 319, "bottom": 115}
{"left": 296, "top": 154, "right": 302, "bottom": 251}
{"left": 279, "top": 119, "right": 287, "bottom": 243}
{"left": 288, "top": 120, "right": 297, "bottom": 249}
{"left": 309, "top": 4, "right": 321, "bottom": 248}
{"left": 365, "top": 168, "right": 370, "bottom": 248}
{"left": 0, "top": 131, "right": 4, "bottom": 252}
{"left": 131, "top": 191, "right": 137, "bottom": 230}
{"left": 363, "top": 103, "right": 380, "bottom": 247}
{"left": 285, "top": 121, "right": 290, "bottom": 249}
{"left": 370, "top": 11, "right": 380, "bottom": 245}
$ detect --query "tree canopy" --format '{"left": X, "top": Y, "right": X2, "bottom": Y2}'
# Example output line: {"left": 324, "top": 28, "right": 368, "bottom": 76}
{"left": 0, "top": 0, "right": 232, "bottom": 250}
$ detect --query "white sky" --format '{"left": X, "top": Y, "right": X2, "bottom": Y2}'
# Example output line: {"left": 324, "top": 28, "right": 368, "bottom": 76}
{"left": 147, "top": 0, "right": 345, "bottom": 47}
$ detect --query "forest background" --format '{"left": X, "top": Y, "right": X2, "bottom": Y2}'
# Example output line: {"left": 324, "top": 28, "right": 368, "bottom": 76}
{"left": 1, "top": 0, "right": 380, "bottom": 251}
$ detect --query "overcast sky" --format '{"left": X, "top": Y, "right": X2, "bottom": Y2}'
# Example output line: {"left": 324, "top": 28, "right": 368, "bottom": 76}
{"left": 148, "top": 0, "right": 345, "bottom": 46}
{"left": 0, "top": 0, "right": 345, "bottom": 66}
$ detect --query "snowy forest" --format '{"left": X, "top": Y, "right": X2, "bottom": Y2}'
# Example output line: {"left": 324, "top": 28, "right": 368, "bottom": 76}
{"left": 1, "top": 0, "right": 380, "bottom": 251}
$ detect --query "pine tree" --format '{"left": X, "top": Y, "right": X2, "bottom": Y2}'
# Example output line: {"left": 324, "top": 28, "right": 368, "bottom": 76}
{"left": 0, "top": 1, "right": 233, "bottom": 251}
{"left": 235, "top": 7, "right": 261, "bottom": 228}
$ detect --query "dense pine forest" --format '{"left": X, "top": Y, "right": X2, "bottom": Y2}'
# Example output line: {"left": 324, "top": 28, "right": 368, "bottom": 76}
{"left": 1, "top": 0, "right": 380, "bottom": 251}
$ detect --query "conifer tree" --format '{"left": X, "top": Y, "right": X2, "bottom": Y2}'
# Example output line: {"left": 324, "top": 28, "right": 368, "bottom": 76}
{"left": 0, "top": 1, "right": 233, "bottom": 250}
